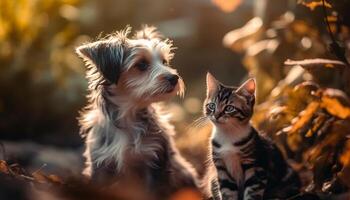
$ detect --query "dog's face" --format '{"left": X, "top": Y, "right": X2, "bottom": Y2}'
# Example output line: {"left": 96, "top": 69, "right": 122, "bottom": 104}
{"left": 76, "top": 26, "right": 184, "bottom": 105}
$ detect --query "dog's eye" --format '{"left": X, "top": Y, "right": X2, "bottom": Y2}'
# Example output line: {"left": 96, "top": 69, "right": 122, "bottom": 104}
{"left": 206, "top": 103, "right": 216, "bottom": 112}
{"left": 136, "top": 59, "right": 149, "bottom": 71}
{"left": 224, "top": 105, "right": 235, "bottom": 113}
{"left": 162, "top": 59, "right": 168, "bottom": 65}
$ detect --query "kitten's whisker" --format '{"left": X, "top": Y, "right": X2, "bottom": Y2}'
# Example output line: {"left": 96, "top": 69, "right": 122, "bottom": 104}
{"left": 192, "top": 116, "right": 208, "bottom": 127}
{"left": 187, "top": 116, "right": 209, "bottom": 132}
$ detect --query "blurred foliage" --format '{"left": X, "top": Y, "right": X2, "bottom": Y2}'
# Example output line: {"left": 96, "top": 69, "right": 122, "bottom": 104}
{"left": 218, "top": 0, "right": 350, "bottom": 197}
{"left": 298, "top": 0, "right": 331, "bottom": 11}
{"left": 1, "top": 0, "right": 350, "bottom": 199}
{"left": 0, "top": 0, "right": 85, "bottom": 145}
{"left": 211, "top": 0, "right": 242, "bottom": 13}
{"left": 0, "top": 159, "right": 202, "bottom": 200}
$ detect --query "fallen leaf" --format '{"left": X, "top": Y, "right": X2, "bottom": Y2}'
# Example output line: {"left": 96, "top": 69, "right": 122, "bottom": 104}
{"left": 0, "top": 160, "right": 9, "bottom": 174}
{"left": 47, "top": 174, "right": 64, "bottom": 184}
{"left": 32, "top": 171, "right": 48, "bottom": 183}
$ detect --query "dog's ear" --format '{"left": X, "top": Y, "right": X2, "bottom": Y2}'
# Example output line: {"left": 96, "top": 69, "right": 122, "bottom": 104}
{"left": 76, "top": 41, "right": 124, "bottom": 84}
{"left": 134, "top": 25, "right": 164, "bottom": 40}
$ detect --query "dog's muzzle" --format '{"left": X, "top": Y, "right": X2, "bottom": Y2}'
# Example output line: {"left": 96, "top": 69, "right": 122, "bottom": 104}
{"left": 164, "top": 74, "right": 179, "bottom": 93}
{"left": 165, "top": 74, "right": 179, "bottom": 86}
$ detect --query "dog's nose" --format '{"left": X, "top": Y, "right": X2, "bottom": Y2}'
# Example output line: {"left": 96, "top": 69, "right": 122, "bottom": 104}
{"left": 165, "top": 74, "right": 179, "bottom": 86}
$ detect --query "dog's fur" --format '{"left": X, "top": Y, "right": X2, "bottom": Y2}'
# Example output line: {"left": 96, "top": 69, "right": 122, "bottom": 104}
{"left": 76, "top": 26, "right": 208, "bottom": 199}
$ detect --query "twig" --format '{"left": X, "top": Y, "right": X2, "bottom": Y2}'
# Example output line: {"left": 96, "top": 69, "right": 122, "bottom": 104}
{"left": 321, "top": 0, "right": 349, "bottom": 65}
{"left": 32, "top": 163, "right": 47, "bottom": 174}
{"left": 322, "top": 0, "right": 336, "bottom": 44}
{"left": 284, "top": 58, "right": 346, "bottom": 67}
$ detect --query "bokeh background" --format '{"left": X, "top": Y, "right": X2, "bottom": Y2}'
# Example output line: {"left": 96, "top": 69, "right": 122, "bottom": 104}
{"left": 0, "top": 0, "right": 254, "bottom": 176}
{"left": 1, "top": 0, "right": 350, "bottom": 199}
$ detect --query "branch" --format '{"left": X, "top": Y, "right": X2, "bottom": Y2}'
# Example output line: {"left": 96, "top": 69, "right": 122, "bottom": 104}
{"left": 284, "top": 58, "right": 346, "bottom": 68}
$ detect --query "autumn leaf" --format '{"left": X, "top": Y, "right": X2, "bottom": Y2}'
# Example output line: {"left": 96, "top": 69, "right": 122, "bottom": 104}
{"left": 298, "top": 0, "right": 332, "bottom": 11}
{"left": 340, "top": 140, "right": 350, "bottom": 166}
{"left": 32, "top": 171, "right": 48, "bottom": 183}
{"left": 339, "top": 140, "right": 350, "bottom": 188}
{"left": 287, "top": 131, "right": 304, "bottom": 152}
{"left": 222, "top": 17, "right": 263, "bottom": 52}
{"left": 47, "top": 174, "right": 64, "bottom": 184}
{"left": 286, "top": 101, "right": 320, "bottom": 134}
{"left": 321, "top": 96, "right": 350, "bottom": 119}
{"left": 169, "top": 188, "right": 202, "bottom": 200}
{"left": 305, "top": 113, "right": 328, "bottom": 137}
{"left": 211, "top": 0, "right": 242, "bottom": 13}
{"left": 0, "top": 160, "right": 9, "bottom": 174}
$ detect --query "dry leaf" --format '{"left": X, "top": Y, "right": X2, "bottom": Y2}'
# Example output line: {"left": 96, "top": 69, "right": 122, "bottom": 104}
{"left": 222, "top": 17, "right": 263, "bottom": 51}
{"left": 340, "top": 140, "right": 350, "bottom": 166}
{"left": 287, "top": 131, "right": 303, "bottom": 152}
{"left": 0, "top": 160, "right": 9, "bottom": 174}
{"left": 169, "top": 188, "right": 202, "bottom": 200}
{"left": 32, "top": 171, "right": 48, "bottom": 183}
{"left": 287, "top": 101, "right": 320, "bottom": 134}
{"left": 211, "top": 0, "right": 242, "bottom": 13}
{"left": 298, "top": 0, "right": 332, "bottom": 11}
{"left": 47, "top": 174, "right": 63, "bottom": 184}
{"left": 321, "top": 96, "right": 350, "bottom": 119}
{"left": 305, "top": 113, "right": 328, "bottom": 137}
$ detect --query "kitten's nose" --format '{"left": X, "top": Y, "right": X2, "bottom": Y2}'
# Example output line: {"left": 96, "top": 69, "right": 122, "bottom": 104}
{"left": 165, "top": 74, "right": 179, "bottom": 86}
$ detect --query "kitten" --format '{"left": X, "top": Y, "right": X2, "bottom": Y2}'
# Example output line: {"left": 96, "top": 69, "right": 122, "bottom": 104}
{"left": 203, "top": 72, "right": 300, "bottom": 200}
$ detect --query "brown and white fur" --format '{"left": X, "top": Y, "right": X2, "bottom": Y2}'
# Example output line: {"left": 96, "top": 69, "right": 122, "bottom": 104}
{"left": 202, "top": 73, "right": 300, "bottom": 200}
{"left": 76, "top": 26, "right": 206, "bottom": 199}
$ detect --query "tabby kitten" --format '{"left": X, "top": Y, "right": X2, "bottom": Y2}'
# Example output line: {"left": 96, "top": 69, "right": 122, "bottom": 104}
{"left": 203, "top": 73, "right": 300, "bottom": 200}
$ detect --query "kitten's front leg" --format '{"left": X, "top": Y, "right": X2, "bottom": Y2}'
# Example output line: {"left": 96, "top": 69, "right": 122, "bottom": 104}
{"left": 216, "top": 158, "right": 239, "bottom": 200}
{"left": 218, "top": 174, "right": 238, "bottom": 200}
{"left": 211, "top": 178, "right": 222, "bottom": 200}
{"left": 221, "top": 188, "right": 238, "bottom": 200}
{"left": 243, "top": 167, "right": 267, "bottom": 200}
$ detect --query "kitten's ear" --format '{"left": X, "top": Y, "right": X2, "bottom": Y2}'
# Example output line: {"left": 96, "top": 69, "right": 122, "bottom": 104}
{"left": 76, "top": 40, "right": 124, "bottom": 84}
{"left": 134, "top": 25, "right": 164, "bottom": 40}
{"left": 236, "top": 78, "right": 256, "bottom": 103}
{"left": 206, "top": 72, "right": 219, "bottom": 96}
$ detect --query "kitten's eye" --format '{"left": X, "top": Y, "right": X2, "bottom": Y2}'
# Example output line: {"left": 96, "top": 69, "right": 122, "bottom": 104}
{"left": 162, "top": 59, "right": 168, "bottom": 65}
{"left": 136, "top": 59, "right": 149, "bottom": 71}
{"left": 224, "top": 105, "right": 235, "bottom": 113}
{"left": 206, "top": 103, "right": 216, "bottom": 112}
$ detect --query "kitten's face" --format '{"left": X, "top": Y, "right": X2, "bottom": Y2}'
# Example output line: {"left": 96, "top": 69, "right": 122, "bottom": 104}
{"left": 204, "top": 73, "right": 256, "bottom": 127}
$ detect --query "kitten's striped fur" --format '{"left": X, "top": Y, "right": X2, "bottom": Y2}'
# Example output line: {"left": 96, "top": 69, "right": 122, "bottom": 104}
{"left": 204, "top": 73, "right": 300, "bottom": 200}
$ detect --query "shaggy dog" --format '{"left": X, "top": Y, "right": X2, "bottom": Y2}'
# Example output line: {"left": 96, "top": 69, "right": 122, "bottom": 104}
{"left": 76, "top": 26, "right": 209, "bottom": 199}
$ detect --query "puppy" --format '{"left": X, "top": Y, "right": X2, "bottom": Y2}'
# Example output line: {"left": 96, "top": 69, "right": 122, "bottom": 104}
{"left": 76, "top": 26, "right": 202, "bottom": 199}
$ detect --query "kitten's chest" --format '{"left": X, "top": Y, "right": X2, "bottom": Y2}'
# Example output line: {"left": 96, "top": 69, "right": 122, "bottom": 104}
{"left": 213, "top": 137, "right": 245, "bottom": 184}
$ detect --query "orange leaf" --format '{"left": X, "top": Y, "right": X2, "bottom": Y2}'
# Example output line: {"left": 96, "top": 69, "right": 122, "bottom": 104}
{"left": 321, "top": 96, "right": 350, "bottom": 119}
{"left": 0, "top": 160, "right": 9, "bottom": 174}
{"left": 288, "top": 101, "right": 320, "bottom": 134}
{"left": 305, "top": 114, "right": 328, "bottom": 137}
{"left": 340, "top": 140, "right": 350, "bottom": 166}
{"left": 299, "top": 0, "right": 332, "bottom": 11}
{"left": 32, "top": 171, "right": 48, "bottom": 183}
{"left": 211, "top": 0, "right": 242, "bottom": 13}
{"left": 169, "top": 188, "right": 202, "bottom": 200}
{"left": 47, "top": 174, "right": 64, "bottom": 184}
